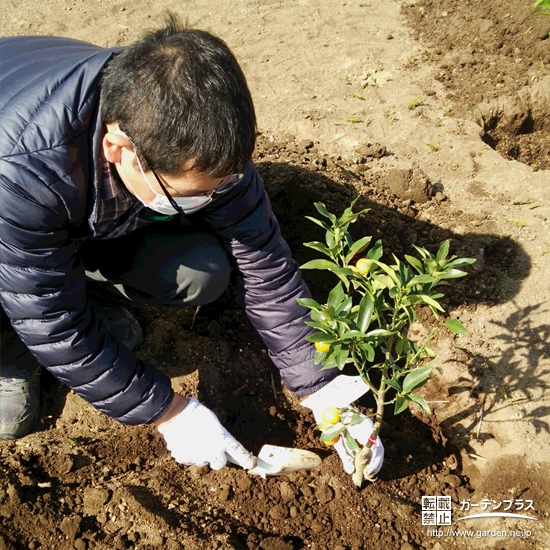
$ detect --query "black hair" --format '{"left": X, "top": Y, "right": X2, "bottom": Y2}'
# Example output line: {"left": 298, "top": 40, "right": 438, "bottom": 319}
{"left": 100, "top": 12, "right": 256, "bottom": 176}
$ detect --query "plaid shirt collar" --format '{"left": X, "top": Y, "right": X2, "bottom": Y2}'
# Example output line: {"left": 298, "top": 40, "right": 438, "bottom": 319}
{"left": 89, "top": 157, "right": 147, "bottom": 239}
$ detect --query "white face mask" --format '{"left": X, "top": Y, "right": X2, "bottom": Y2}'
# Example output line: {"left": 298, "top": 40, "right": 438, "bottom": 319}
{"left": 116, "top": 133, "right": 240, "bottom": 215}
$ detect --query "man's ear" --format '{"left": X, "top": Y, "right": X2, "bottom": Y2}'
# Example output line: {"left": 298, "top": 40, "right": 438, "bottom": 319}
{"left": 102, "top": 123, "right": 132, "bottom": 164}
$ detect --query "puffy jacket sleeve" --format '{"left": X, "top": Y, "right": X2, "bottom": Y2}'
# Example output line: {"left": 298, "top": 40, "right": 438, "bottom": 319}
{"left": 0, "top": 161, "right": 173, "bottom": 425}
{"left": 198, "top": 162, "right": 336, "bottom": 396}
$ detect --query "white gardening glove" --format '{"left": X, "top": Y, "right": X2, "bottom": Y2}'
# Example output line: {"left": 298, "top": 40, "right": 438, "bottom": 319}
{"left": 311, "top": 407, "right": 384, "bottom": 479}
{"left": 301, "top": 375, "right": 384, "bottom": 479}
{"left": 157, "top": 397, "right": 255, "bottom": 470}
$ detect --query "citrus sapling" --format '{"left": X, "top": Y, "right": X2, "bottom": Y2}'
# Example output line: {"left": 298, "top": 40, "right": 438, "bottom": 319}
{"left": 297, "top": 199, "right": 475, "bottom": 487}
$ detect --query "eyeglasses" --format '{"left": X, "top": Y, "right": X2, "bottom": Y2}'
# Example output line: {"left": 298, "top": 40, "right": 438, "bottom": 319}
{"left": 119, "top": 126, "right": 242, "bottom": 215}
{"left": 152, "top": 170, "right": 242, "bottom": 215}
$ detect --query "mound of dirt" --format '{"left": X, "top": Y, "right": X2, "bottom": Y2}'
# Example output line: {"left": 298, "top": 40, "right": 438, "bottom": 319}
{"left": 403, "top": 0, "right": 550, "bottom": 170}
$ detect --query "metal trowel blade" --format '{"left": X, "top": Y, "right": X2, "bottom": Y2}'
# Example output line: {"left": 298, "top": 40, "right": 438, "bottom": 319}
{"left": 246, "top": 444, "right": 322, "bottom": 477}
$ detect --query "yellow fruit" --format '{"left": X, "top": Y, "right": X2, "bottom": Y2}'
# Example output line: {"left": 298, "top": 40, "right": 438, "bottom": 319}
{"left": 314, "top": 341, "right": 331, "bottom": 353}
{"left": 323, "top": 435, "right": 341, "bottom": 446}
{"left": 355, "top": 258, "right": 371, "bottom": 275}
{"left": 321, "top": 407, "right": 341, "bottom": 424}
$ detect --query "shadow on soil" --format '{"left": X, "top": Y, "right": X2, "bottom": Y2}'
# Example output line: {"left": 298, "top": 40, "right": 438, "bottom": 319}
{"left": 444, "top": 301, "right": 550, "bottom": 455}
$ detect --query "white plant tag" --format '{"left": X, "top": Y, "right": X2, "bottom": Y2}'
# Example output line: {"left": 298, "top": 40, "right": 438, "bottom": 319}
{"left": 301, "top": 375, "right": 370, "bottom": 410}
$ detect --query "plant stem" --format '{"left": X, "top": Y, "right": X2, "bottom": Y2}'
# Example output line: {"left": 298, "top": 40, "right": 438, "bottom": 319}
{"left": 351, "top": 330, "right": 395, "bottom": 487}
{"left": 352, "top": 374, "right": 386, "bottom": 487}
{"left": 351, "top": 348, "right": 377, "bottom": 394}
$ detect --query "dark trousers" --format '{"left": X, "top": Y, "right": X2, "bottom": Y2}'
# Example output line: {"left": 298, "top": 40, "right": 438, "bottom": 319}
{"left": 81, "top": 221, "right": 232, "bottom": 307}
{"left": 1, "top": 221, "right": 231, "bottom": 372}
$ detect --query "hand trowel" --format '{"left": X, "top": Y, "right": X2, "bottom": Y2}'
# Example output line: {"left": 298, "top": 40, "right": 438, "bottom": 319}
{"left": 227, "top": 444, "right": 321, "bottom": 477}
{"left": 227, "top": 376, "right": 369, "bottom": 477}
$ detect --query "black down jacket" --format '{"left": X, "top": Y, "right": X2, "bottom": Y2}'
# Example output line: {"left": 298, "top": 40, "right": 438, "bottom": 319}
{"left": 0, "top": 36, "right": 333, "bottom": 424}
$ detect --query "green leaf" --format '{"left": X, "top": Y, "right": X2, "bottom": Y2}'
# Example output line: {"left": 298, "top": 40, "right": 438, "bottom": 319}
{"left": 436, "top": 269, "right": 468, "bottom": 279}
{"left": 412, "top": 244, "right": 430, "bottom": 259}
{"left": 326, "top": 230, "right": 336, "bottom": 249}
{"left": 316, "top": 421, "right": 335, "bottom": 431}
{"left": 359, "top": 342, "right": 375, "bottom": 362}
{"left": 402, "top": 366, "right": 433, "bottom": 393}
{"left": 357, "top": 293, "right": 374, "bottom": 332}
{"left": 335, "top": 348, "right": 350, "bottom": 369}
{"left": 324, "top": 306, "right": 336, "bottom": 318}
{"left": 408, "top": 341, "right": 420, "bottom": 357}
{"left": 407, "top": 393, "right": 431, "bottom": 414}
{"left": 436, "top": 240, "right": 450, "bottom": 263}
{"left": 334, "top": 317, "right": 353, "bottom": 334}
{"left": 405, "top": 254, "right": 423, "bottom": 273}
{"left": 328, "top": 282, "right": 345, "bottom": 309}
{"left": 340, "top": 198, "right": 358, "bottom": 219}
{"left": 313, "top": 350, "right": 326, "bottom": 364}
{"left": 398, "top": 259, "right": 412, "bottom": 285}
{"left": 407, "top": 274, "right": 436, "bottom": 287}
{"left": 348, "top": 412, "right": 365, "bottom": 426}
{"left": 304, "top": 216, "right": 330, "bottom": 231}
{"left": 321, "top": 351, "right": 338, "bottom": 369}
{"left": 300, "top": 259, "right": 341, "bottom": 271}
{"left": 444, "top": 319, "right": 468, "bottom": 334}
{"left": 424, "top": 259, "right": 438, "bottom": 273}
{"left": 417, "top": 294, "right": 445, "bottom": 312}
{"left": 303, "top": 241, "right": 331, "bottom": 256}
{"left": 365, "top": 329, "right": 392, "bottom": 338}
{"left": 373, "top": 261, "right": 400, "bottom": 284}
{"left": 339, "top": 199, "right": 369, "bottom": 227}
{"left": 297, "top": 297, "right": 322, "bottom": 310}
{"left": 340, "top": 330, "right": 367, "bottom": 341}
{"left": 325, "top": 343, "right": 342, "bottom": 366}
{"left": 444, "top": 257, "right": 476, "bottom": 268}
{"left": 305, "top": 332, "right": 336, "bottom": 343}
{"left": 343, "top": 430, "right": 361, "bottom": 452}
{"left": 320, "top": 423, "right": 345, "bottom": 442}
{"left": 302, "top": 261, "right": 353, "bottom": 288}
{"left": 305, "top": 320, "right": 331, "bottom": 331}
{"left": 394, "top": 396, "right": 409, "bottom": 415}
{"left": 367, "top": 239, "right": 383, "bottom": 260}
{"left": 384, "top": 379, "right": 402, "bottom": 391}
{"left": 394, "top": 337, "right": 407, "bottom": 356}
{"left": 314, "top": 202, "right": 336, "bottom": 222}
{"left": 371, "top": 274, "right": 396, "bottom": 289}
{"left": 404, "top": 306, "right": 416, "bottom": 323}
{"left": 345, "top": 236, "right": 373, "bottom": 263}
{"left": 310, "top": 309, "right": 331, "bottom": 324}
{"left": 336, "top": 296, "right": 353, "bottom": 316}
{"left": 424, "top": 347, "right": 436, "bottom": 358}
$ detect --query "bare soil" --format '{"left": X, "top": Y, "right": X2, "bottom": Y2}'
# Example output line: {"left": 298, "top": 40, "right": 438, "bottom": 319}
{"left": 1, "top": 1, "right": 549, "bottom": 549}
